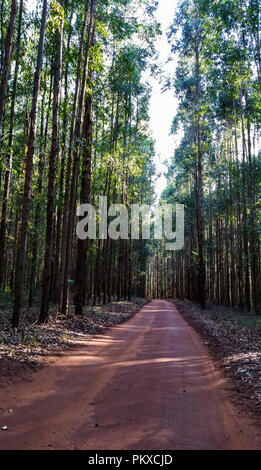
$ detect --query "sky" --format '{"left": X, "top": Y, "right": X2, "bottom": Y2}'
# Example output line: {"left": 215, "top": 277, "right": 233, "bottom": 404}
{"left": 148, "top": 0, "right": 180, "bottom": 198}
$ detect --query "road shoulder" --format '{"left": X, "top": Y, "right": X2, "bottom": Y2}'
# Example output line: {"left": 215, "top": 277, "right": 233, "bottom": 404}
{"left": 174, "top": 299, "right": 261, "bottom": 425}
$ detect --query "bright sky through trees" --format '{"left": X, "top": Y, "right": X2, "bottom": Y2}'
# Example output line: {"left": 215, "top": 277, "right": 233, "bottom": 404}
{"left": 149, "top": 0, "right": 180, "bottom": 198}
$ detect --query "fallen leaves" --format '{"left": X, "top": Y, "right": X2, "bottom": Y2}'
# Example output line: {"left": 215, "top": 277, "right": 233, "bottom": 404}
{"left": 0, "top": 299, "right": 147, "bottom": 387}
{"left": 175, "top": 300, "right": 261, "bottom": 418}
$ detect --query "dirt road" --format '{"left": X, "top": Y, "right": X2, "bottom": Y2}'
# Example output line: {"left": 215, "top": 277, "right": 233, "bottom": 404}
{"left": 0, "top": 301, "right": 260, "bottom": 450}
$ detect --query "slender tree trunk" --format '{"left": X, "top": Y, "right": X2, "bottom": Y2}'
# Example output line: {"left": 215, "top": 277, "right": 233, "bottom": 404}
{"left": 0, "top": 0, "right": 23, "bottom": 286}
{"left": 39, "top": 0, "right": 64, "bottom": 323}
{"left": 28, "top": 68, "right": 53, "bottom": 306}
{"left": 53, "top": 14, "right": 72, "bottom": 302}
{"left": 195, "top": 27, "right": 206, "bottom": 308}
{"left": 0, "top": 0, "right": 5, "bottom": 73}
{"left": 241, "top": 109, "right": 251, "bottom": 311}
{"left": 12, "top": 0, "right": 48, "bottom": 328}
{"left": 0, "top": 0, "right": 18, "bottom": 134}
{"left": 62, "top": 0, "right": 96, "bottom": 315}
{"left": 74, "top": 57, "right": 94, "bottom": 315}
{"left": 58, "top": 0, "right": 90, "bottom": 308}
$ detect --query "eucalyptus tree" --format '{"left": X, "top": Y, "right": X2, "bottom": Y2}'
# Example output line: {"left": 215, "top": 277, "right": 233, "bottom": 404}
{"left": 161, "top": 0, "right": 261, "bottom": 312}
{"left": 0, "top": 0, "right": 23, "bottom": 287}
{"left": 39, "top": 0, "right": 64, "bottom": 322}
{"left": 0, "top": 0, "right": 158, "bottom": 328}
{"left": 0, "top": 0, "right": 18, "bottom": 134}
{"left": 167, "top": 0, "right": 210, "bottom": 307}
{"left": 12, "top": 0, "right": 48, "bottom": 328}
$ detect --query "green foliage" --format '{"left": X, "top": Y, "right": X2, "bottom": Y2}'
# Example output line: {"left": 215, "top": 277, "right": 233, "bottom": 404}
{"left": 156, "top": 0, "right": 261, "bottom": 310}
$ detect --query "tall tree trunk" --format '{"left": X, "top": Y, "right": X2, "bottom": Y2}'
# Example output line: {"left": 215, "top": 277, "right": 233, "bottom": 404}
{"left": 39, "top": 0, "right": 64, "bottom": 323}
{"left": 195, "top": 25, "right": 206, "bottom": 308}
{"left": 0, "top": 0, "right": 22, "bottom": 286}
{"left": 0, "top": 0, "right": 5, "bottom": 73}
{"left": 58, "top": 0, "right": 90, "bottom": 308}
{"left": 62, "top": 0, "right": 96, "bottom": 316}
{"left": 241, "top": 108, "right": 251, "bottom": 311}
{"left": 28, "top": 68, "right": 53, "bottom": 307}
{"left": 12, "top": 0, "right": 48, "bottom": 328}
{"left": 52, "top": 12, "right": 73, "bottom": 302}
{"left": 0, "top": 0, "right": 18, "bottom": 134}
{"left": 74, "top": 63, "right": 94, "bottom": 316}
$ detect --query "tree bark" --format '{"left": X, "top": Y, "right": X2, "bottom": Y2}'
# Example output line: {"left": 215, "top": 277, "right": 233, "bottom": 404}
{"left": 62, "top": 0, "right": 96, "bottom": 316}
{"left": 0, "top": 0, "right": 22, "bottom": 286}
{"left": 39, "top": 0, "right": 64, "bottom": 323}
{"left": 74, "top": 62, "right": 94, "bottom": 315}
{"left": 12, "top": 0, "right": 48, "bottom": 328}
{"left": 0, "top": 0, "right": 18, "bottom": 134}
{"left": 58, "top": 0, "right": 90, "bottom": 308}
{"left": 195, "top": 24, "right": 206, "bottom": 309}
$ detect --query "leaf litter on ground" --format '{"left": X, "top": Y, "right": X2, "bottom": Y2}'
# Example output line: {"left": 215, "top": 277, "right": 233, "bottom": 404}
{"left": 175, "top": 300, "right": 261, "bottom": 418}
{"left": 0, "top": 299, "right": 147, "bottom": 386}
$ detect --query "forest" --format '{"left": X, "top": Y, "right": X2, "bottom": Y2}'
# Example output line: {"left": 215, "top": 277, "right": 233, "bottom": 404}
{"left": 0, "top": 0, "right": 159, "bottom": 328}
{"left": 0, "top": 0, "right": 260, "bottom": 328}
{"left": 149, "top": 0, "right": 261, "bottom": 315}
{"left": 0, "top": 0, "right": 260, "bottom": 453}
{"left": 0, "top": 0, "right": 260, "bottom": 324}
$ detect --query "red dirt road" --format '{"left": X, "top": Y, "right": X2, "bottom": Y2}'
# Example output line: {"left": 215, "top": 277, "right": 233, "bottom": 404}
{"left": 0, "top": 300, "right": 260, "bottom": 450}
